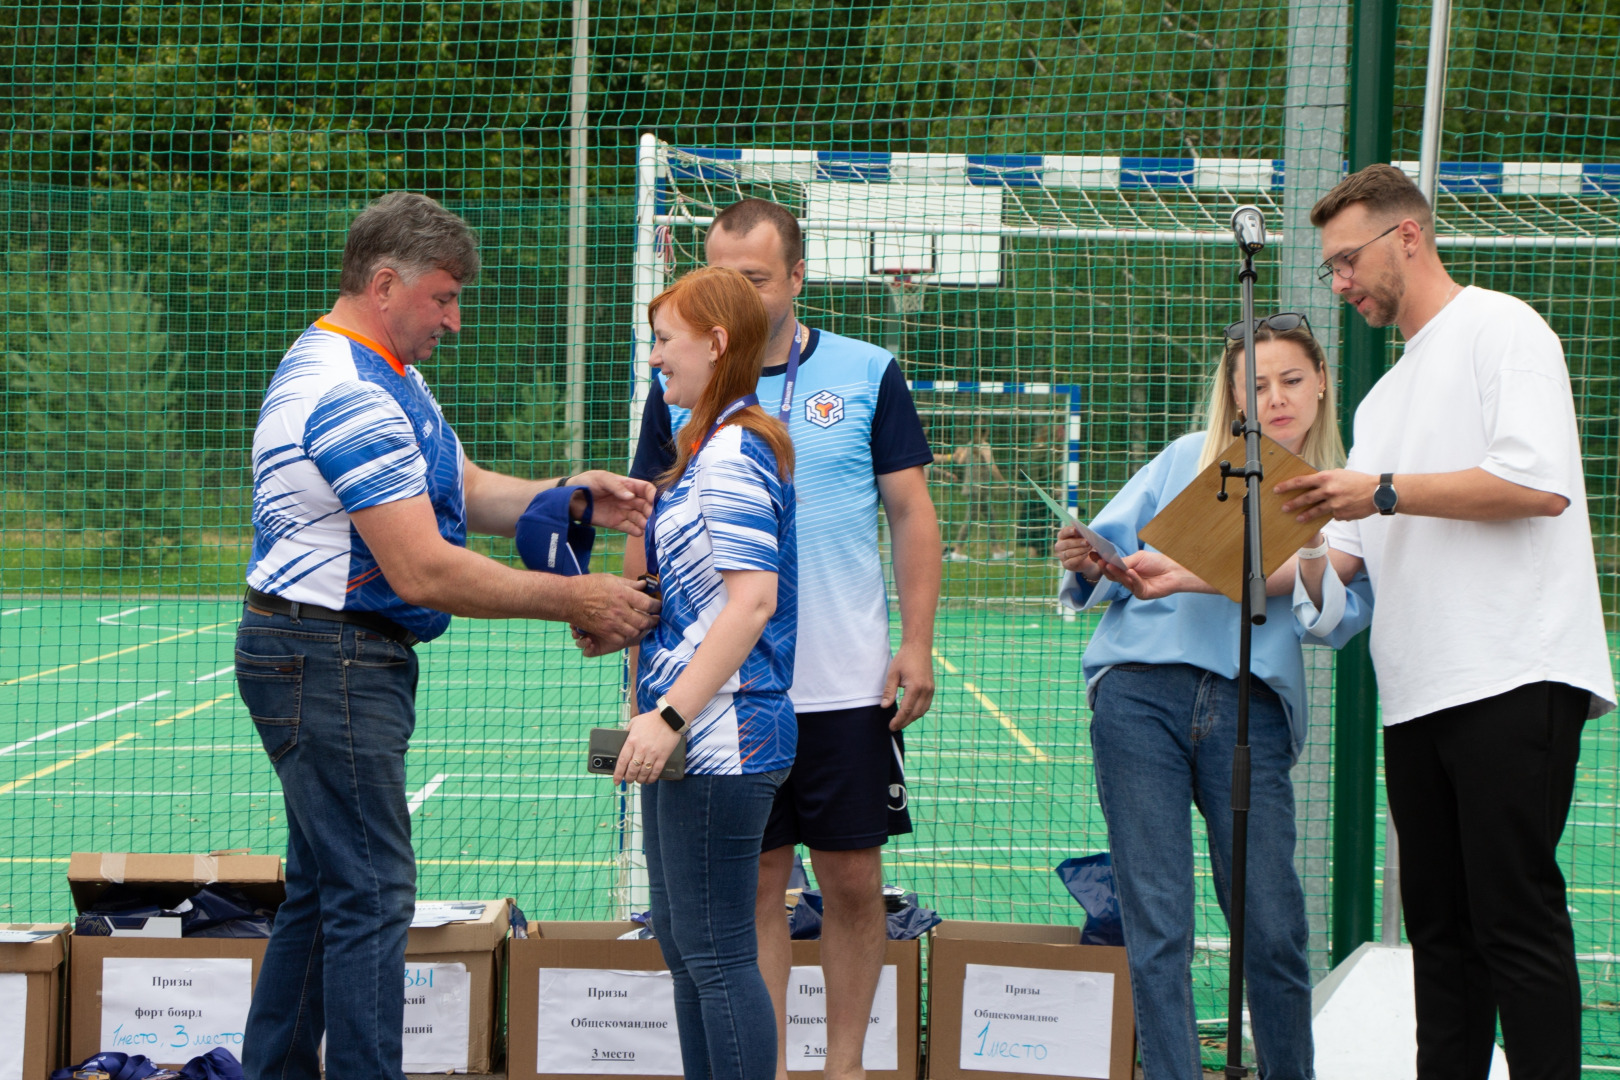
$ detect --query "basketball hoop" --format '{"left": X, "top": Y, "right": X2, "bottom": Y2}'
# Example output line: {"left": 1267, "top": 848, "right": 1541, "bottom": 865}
{"left": 885, "top": 274, "right": 929, "bottom": 315}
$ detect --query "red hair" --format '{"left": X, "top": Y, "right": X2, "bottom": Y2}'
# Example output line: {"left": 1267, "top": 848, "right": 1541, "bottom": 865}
{"left": 649, "top": 266, "right": 794, "bottom": 488}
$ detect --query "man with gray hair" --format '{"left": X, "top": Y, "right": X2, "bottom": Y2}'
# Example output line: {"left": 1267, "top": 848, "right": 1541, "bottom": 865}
{"left": 235, "top": 191, "right": 659, "bottom": 1080}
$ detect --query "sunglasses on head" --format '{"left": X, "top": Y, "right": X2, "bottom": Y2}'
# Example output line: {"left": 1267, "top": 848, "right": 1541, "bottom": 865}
{"left": 1224, "top": 312, "right": 1312, "bottom": 341}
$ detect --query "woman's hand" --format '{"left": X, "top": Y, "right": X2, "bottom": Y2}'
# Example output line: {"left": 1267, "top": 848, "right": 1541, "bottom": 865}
{"left": 1054, "top": 524, "right": 1105, "bottom": 583}
{"left": 1100, "top": 550, "right": 1216, "bottom": 600}
{"left": 612, "top": 710, "right": 684, "bottom": 785}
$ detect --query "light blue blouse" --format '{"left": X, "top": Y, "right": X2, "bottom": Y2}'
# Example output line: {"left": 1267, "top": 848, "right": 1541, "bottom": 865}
{"left": 1059, "top": 432, "right": 1374, "bottom": 762}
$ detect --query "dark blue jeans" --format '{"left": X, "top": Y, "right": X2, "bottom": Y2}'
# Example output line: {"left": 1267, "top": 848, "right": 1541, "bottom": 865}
{"left": 234, "top": 607, "right": 418, "bottom": 1080}
{"left": 1091, "top": 663, "right": 1312, "bottom": 1080}
{"left": 644, "top": 769, "right": 789, "bottom": 1080}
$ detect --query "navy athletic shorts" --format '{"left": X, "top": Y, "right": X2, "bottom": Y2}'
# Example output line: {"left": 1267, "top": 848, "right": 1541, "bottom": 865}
{"left": 761, "top": 703, "right": 912, "bottom": 852}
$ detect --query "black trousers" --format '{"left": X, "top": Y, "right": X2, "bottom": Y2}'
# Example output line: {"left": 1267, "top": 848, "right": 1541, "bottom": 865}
{"left": 1384, "top": 680, "right": 1589, "bottom": 1080}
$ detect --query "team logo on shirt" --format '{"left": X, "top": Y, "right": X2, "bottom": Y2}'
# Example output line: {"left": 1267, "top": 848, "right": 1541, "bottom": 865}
{"left": 804, "top": 390, "right": 845, "bottom": 428}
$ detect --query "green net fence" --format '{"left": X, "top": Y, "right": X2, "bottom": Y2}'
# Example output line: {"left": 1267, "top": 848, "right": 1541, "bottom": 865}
{"left": 1, "top": 0, "right": 1617, "bottom": 1069}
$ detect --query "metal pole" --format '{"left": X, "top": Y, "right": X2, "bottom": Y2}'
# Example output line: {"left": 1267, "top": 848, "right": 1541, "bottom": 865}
{"left": 564, "top": 0, "right": 590, "bottom": 474}
{"left": 1417, "top": 0, "right": 1453, "bottom": 207}
{"left": 1330, "top": 0, "right": 1397, "bottom": 967}
{"left": 1224, "top": 247, "right": 1266, "bottom": 1080}
{"left": 616, "top": 131, "right": 660, "bottom": 921}
{"left": 630, "top": 134, "right": 660, "bottom": 463}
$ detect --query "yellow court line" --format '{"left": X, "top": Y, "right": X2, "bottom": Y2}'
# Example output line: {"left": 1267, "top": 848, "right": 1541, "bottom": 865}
{"left": 417, "top": 858, "right": 618, "bottom": 869}
{"left": 932, "top": 649, "right": 1050, "bottom": 763}
{"left": 3, "top": 621, "right": 237, "bottom": 686}
{"left": 0, "top": 693, "right": 235, "bottom": 796}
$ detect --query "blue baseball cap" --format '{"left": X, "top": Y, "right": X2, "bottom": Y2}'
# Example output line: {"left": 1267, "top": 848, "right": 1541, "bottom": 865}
{"left": 515, "top": 486, "right": 595, "bottom": 576}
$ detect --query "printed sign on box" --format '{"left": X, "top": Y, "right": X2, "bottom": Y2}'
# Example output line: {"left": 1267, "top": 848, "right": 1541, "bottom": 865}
{"left": 403, "top": 962, "right": 472, "bottom": 1072}
{"left": 535, "top": 967, "right": 683, "bottom": 1075}
{"left": 958, "top": 963, "right": 1114, "bottom": 1079}
{"left": 0, "top": 971, "right": 25, "bottom": 1080}
{"left": 786, "top": 963, "right": 899, "bottom": 1070}
{"left": 100, "top": 956, "right": 252, "bottom": 1057}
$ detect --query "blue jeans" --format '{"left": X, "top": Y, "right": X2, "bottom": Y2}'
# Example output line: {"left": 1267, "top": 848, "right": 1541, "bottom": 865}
{"left": 234, "top": 607, "right": 419, "bottom": 1080}
{"left": 644, "top": 769, "right": 789, "bottom": 1080}
{"left": 1091, "top": 663, "right": 1312, "bottom": 1080}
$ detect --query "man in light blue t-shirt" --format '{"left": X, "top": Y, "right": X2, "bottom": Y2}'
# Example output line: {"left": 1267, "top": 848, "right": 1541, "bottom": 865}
{"left": 626, "top": 199, "right": 942, "bottom": 1080}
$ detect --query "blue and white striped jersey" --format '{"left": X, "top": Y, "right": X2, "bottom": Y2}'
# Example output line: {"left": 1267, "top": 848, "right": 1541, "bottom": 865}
{"left": 632, "top": 329, "right": 932, "bottom": 710}
{"left": 635, "top": 425, "right": 797, "bottom": 776}
{"left": 245, "top": 321, "right": 467, "bottom": 642}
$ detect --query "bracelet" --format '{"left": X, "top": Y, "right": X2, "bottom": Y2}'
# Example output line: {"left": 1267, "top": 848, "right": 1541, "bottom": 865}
{"left": 1297, "top": 539, "right": 1330, "bottom": 561}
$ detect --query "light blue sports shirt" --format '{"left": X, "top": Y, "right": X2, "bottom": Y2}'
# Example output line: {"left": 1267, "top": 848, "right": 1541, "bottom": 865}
{"left": 1059, "top": 432, "right": 1374, "bottom": 761}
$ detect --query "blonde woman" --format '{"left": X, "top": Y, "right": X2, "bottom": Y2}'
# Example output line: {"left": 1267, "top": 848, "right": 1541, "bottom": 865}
{"left": 1054, "top": 316, "right": 1372, "bottom": 1080}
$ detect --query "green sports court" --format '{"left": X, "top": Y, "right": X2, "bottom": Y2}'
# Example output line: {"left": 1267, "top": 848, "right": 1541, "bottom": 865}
{"left": 3, "top": 597, "right": 1618, "bottom": 1068}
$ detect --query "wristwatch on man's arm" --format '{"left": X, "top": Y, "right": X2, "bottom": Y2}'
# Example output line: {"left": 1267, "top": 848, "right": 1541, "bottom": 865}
{"left": 1374, "top": 473, "right": 1399, "bottom": 516}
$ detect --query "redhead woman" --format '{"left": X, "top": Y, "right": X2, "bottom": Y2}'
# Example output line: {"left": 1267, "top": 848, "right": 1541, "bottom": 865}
{"left": 614, "top": 265, "right": 797, "bottom": 1080}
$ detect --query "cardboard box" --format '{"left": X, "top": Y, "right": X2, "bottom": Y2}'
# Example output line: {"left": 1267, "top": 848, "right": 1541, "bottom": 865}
{"left": 507, "top": 921, "right": 682, "bottom": 1080}
{"left": 404, "top": 899, "right": 512, "bottom": 1073}
{"left": 785, "top": 938, "right": 920, "bottom": 1080}
{"left": 927, "top": 921, "right": 1134, "bottom": 1080}
{"left": 0, "top": 923, "right": 69, "bottom": 1077}
{"left": 67, "top": 852, "right": 284, "bottom": 1066}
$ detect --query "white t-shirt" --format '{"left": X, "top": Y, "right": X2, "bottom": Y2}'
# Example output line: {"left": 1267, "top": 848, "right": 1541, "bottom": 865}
{"left": 1324, "top": 286, "right": 1615, "bottom": 726}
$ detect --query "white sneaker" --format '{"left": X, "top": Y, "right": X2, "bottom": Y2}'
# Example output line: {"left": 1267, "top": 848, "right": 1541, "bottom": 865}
{"left": 946, "top": 550, "right": 972, "bottom": 563}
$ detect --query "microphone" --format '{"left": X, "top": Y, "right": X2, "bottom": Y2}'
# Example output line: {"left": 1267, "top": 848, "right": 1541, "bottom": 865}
{"left": 1231, "top": 205, "right": 1266, "bottom": 255}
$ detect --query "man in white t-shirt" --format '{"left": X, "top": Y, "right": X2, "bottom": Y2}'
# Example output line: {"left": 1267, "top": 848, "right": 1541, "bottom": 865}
{"left": 1278, "top": 164, "right": 1615, "bottom": 1080}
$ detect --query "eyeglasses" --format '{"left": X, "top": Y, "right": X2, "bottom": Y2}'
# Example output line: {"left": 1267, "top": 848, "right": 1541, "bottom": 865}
{"left": 1224, "top": 311, "right": 1312, "bottom": 341}
{"left": 1316, "top": 222, "right": 1404, "bottom": 283}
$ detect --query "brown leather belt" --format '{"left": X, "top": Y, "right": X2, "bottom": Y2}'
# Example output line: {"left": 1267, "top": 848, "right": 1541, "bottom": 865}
{"left": 244, "top": 588, "right": 420, "bottom": 648}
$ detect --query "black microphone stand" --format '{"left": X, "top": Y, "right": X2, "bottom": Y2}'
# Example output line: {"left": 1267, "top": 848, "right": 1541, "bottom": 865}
{"left": 1217, "top": 212, "right": 1268, "bottom": 1080}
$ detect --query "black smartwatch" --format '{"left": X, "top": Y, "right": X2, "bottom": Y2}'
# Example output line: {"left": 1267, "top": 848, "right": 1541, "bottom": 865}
{"left": 655, "top": 695, "right": 689, "bottom": 735}
{"left": 1374, "top": 473, "right": 1399, "bottom": 516}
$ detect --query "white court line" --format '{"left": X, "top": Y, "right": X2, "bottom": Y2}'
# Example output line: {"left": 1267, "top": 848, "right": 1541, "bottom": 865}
{"left": 191, "top": 666, "right": 235, "bottom": 684}
{"left": 0, "top": 691, "right": 172, "bottom": 758}
{"left": 1, "top": 608, "right": 34, "bottom": 617}
{"left": 406, "top": 773, "right": 448, "bottom": 815}
{"left": 18, "top": 789, "right": 612, "bottom": 801}
{"left": 97, "top": 605, "right": 155, "bottom": 625}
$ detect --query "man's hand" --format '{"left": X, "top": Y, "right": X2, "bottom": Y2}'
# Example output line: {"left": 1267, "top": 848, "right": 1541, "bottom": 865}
{"left": 568, "top": 471, "right": 657, "bottom": 536}
{"left": 1100, "top": 550, "right": 1215, "bottom": 601}
{"left": 568, "top": 574, "right": 659, "bottom": 655}
{"left": 882, "top": 640, "right": 935, "bottom": 731}
{"left": 1053, "top": 524, "right": 1104, "bottom": 583}
{"left": 1275, "top": 469, "right": 1378, "bottom": 523}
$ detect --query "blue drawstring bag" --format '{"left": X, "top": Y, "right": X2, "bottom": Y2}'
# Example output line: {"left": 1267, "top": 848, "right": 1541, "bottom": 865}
{"left": 786, "top": 889, "right": 941, "bottom": 941}
{"left": 52, "top": 1047, "right": 245, "bottom": 1080}
{"left": 51, "top": 1053, "right": 164, "bottom": 1080}
{"left": 178, "top": 1048, "right": 247, "bottom": 1080}
{"left": 75, "top": 884, "right": 273, "bottom": 939}
{"left": 1055, "top": 852, "right": 1124, "bottom": 946}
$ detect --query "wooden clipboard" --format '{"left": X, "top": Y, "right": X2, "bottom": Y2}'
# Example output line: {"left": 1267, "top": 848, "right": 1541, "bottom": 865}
{"left": 1138, "top": 434, "right": 1323, "bottom": 603}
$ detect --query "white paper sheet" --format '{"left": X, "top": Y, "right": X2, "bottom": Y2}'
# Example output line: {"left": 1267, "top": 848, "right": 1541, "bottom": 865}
{"left": 0, "top": 972, "right": 27, "bottom": 1080}
{"left": 411, "top": 901, "right": 486, "bottom": 928}
{"left": 958, "top": 963, "right": 1115, "bottom": 1078}
{"left": 535, "top": 967, "right": 682, "bottom": 1075}
{"left": 402, "top": 961, "right": 471, "bottom": 1072}
{"left": 785, "top": 963, "right": 899, "bottom": 1071}
{"left": 100, "top": 956, "right": 252, "bottom": 1065}
{"left": 0, "top": 930, "right": 55, "bottom": 944}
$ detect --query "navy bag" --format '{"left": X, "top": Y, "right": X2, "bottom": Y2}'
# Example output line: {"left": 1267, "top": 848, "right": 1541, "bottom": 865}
{"left": 787, "top": 889, "right": 941, "bottom": 941}
{"left": 52, "top": 1048, "right": 245, "bottom": 1080}
{"left": 178, "top": 1048, "right": 247, "bottom": 1080}
{"left": 1055, "top": 852, "right": 1125, "bottom": 946}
